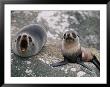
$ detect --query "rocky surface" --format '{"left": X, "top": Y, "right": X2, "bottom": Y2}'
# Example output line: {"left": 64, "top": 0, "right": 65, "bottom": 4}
{"left": 11, "top": 11, "right": 100, "bottom": 77}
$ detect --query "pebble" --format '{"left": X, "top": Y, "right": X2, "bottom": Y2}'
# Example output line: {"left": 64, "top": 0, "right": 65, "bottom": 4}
{"left": 77, "top": 71, "right": 86, "bottom": 77}
{"left": 27, "top": 61, "right": 31, "bottom": 64}
{"left": 71, "top": 68, "right": 76, "bottom": 72}
{"left": 61, "top": 67, "right": 65, "bottom": 70}
{"left": 25, "top": 69, "right": 32, "bottom": 75}
{"left": 64, "top": 69, "right": 68, "bottom": 74}
{"left": 46, "top": 61, "right": 49, "bottom": 64}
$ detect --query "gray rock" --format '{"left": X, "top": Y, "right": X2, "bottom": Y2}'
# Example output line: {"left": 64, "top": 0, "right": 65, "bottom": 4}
{"left": 11, "top": 44, "right": 100, "bottom": 77}
{"left": 11, "top": 11, "right": 100, "bottom": 77}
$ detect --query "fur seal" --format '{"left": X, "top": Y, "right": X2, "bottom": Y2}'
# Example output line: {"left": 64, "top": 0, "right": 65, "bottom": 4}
{"left": 51, "top": 30, "right": 100, "bottom": 71}
{"left": 12, "top": 24, "right": 47, "bottom": 57}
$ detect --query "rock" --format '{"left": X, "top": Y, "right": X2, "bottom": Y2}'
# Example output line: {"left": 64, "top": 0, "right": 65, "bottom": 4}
{"left": 11, "top": 11, "right": 100, "bottom": 77}
{"left": 11, "top": 44, "right": 100, "bottom": 77}
{"left": 71, "top": 68, "right": 76, "bottom": 72}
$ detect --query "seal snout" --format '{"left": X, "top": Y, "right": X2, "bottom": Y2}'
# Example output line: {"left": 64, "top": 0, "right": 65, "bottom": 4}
{"left": 20, "top": 35, "right": 28, "bottom": 52}
{"left": 67, "top": 33, "right": 70, "bottom": 37}
{"left": 64, "top": 31, "right": 76, "bottom": 41}
{"left": 66, "top": 33, "right": 72, "bottom": 40}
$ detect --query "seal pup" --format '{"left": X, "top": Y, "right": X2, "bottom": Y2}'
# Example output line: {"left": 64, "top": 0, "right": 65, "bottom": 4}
{"left": 12, "top": 24, "right": 47, "bottom": 57}
{"left": 51, "top": 30, "right": 100, "bottom": 71}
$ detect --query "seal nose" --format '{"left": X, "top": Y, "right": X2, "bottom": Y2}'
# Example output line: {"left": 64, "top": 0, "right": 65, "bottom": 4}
{"left": 67, "top": 33, "right": 70, "bottom": 37}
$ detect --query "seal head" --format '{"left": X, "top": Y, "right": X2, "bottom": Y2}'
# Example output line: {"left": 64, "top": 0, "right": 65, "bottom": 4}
{"left": 12, "top": 24, "right": 47, "bottom": 57}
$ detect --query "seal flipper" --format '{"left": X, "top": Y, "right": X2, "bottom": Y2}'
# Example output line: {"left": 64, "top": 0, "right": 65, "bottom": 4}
{"left": 90, "top": 55, "right": 100, "bottom": 71}
{"left": 77, "top": 61, "right": 92, "bottom": 71}
{"left": 77, "top": 57, "right": 92, "bottom": 71}
{"left": 50, "top": 57, "right": 68, "bottom": 67}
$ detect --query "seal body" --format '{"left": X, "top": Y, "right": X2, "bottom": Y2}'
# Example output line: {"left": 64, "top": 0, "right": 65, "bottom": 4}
{"left": 12, "top": 24, "right": 47, "bottom": 57}
{"left": 51, "top": 30, "right": 100, "bottom": 71}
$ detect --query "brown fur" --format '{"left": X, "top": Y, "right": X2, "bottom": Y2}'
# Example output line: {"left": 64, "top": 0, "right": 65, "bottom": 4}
{"left": 81, "top": 47, "right": 93, "bottom": 61}
{"left": 62, "top": 30, "right": 94, "bottom": 62}
{"left": 51, "top": 30, "right": 100, "bottom": 71}
{"left": 61, "top": 39, "right": 80, "bottom": 56}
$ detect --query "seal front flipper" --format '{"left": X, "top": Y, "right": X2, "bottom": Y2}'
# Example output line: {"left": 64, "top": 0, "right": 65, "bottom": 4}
{"left": 90, "top": 55, "right": 100, "bottom": 71}
{"left": 77, "top": 57, "right": 92, "bottom": 71}
{"left": 50, "top": 57, "right": 68, "bottom": 67}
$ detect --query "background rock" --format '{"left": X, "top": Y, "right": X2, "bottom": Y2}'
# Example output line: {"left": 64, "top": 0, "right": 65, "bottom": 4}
{"left": 11, "top": 10, "right": 100, "bottom": 77}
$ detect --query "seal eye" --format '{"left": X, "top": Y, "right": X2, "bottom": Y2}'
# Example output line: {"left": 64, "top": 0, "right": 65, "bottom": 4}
{"left": 64, "top": 33, "right": 66, "bottom": 39}
{"left": 17, "top": 35, "right": 21, "bottom": 41}
{"left": 29, "top": 36, "right": 32, "bottom": 42}
{"left": 72, "top": 32, "right": 76, "bottom": 38}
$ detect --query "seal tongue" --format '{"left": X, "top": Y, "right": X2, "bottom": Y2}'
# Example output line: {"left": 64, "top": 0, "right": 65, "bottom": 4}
{"left": 21, "top": 48, "right": 26, "bottom": 52}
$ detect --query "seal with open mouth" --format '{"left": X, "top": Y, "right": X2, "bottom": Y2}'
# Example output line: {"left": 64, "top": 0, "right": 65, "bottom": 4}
{"left": 12, "top": 24, "right": 47, "bottom": 57}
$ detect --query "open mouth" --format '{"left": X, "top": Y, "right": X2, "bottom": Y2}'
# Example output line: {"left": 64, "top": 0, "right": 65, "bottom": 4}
{"left": 20, "top": 35, "right": 28, "bottom": 52}
{"left": 66, "top": 36, "right": 74, "bottom": 40}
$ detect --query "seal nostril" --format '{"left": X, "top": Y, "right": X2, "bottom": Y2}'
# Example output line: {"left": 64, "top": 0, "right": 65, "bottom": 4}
{"left": 23, "top": 35, "right": 27, "bottom": 38}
